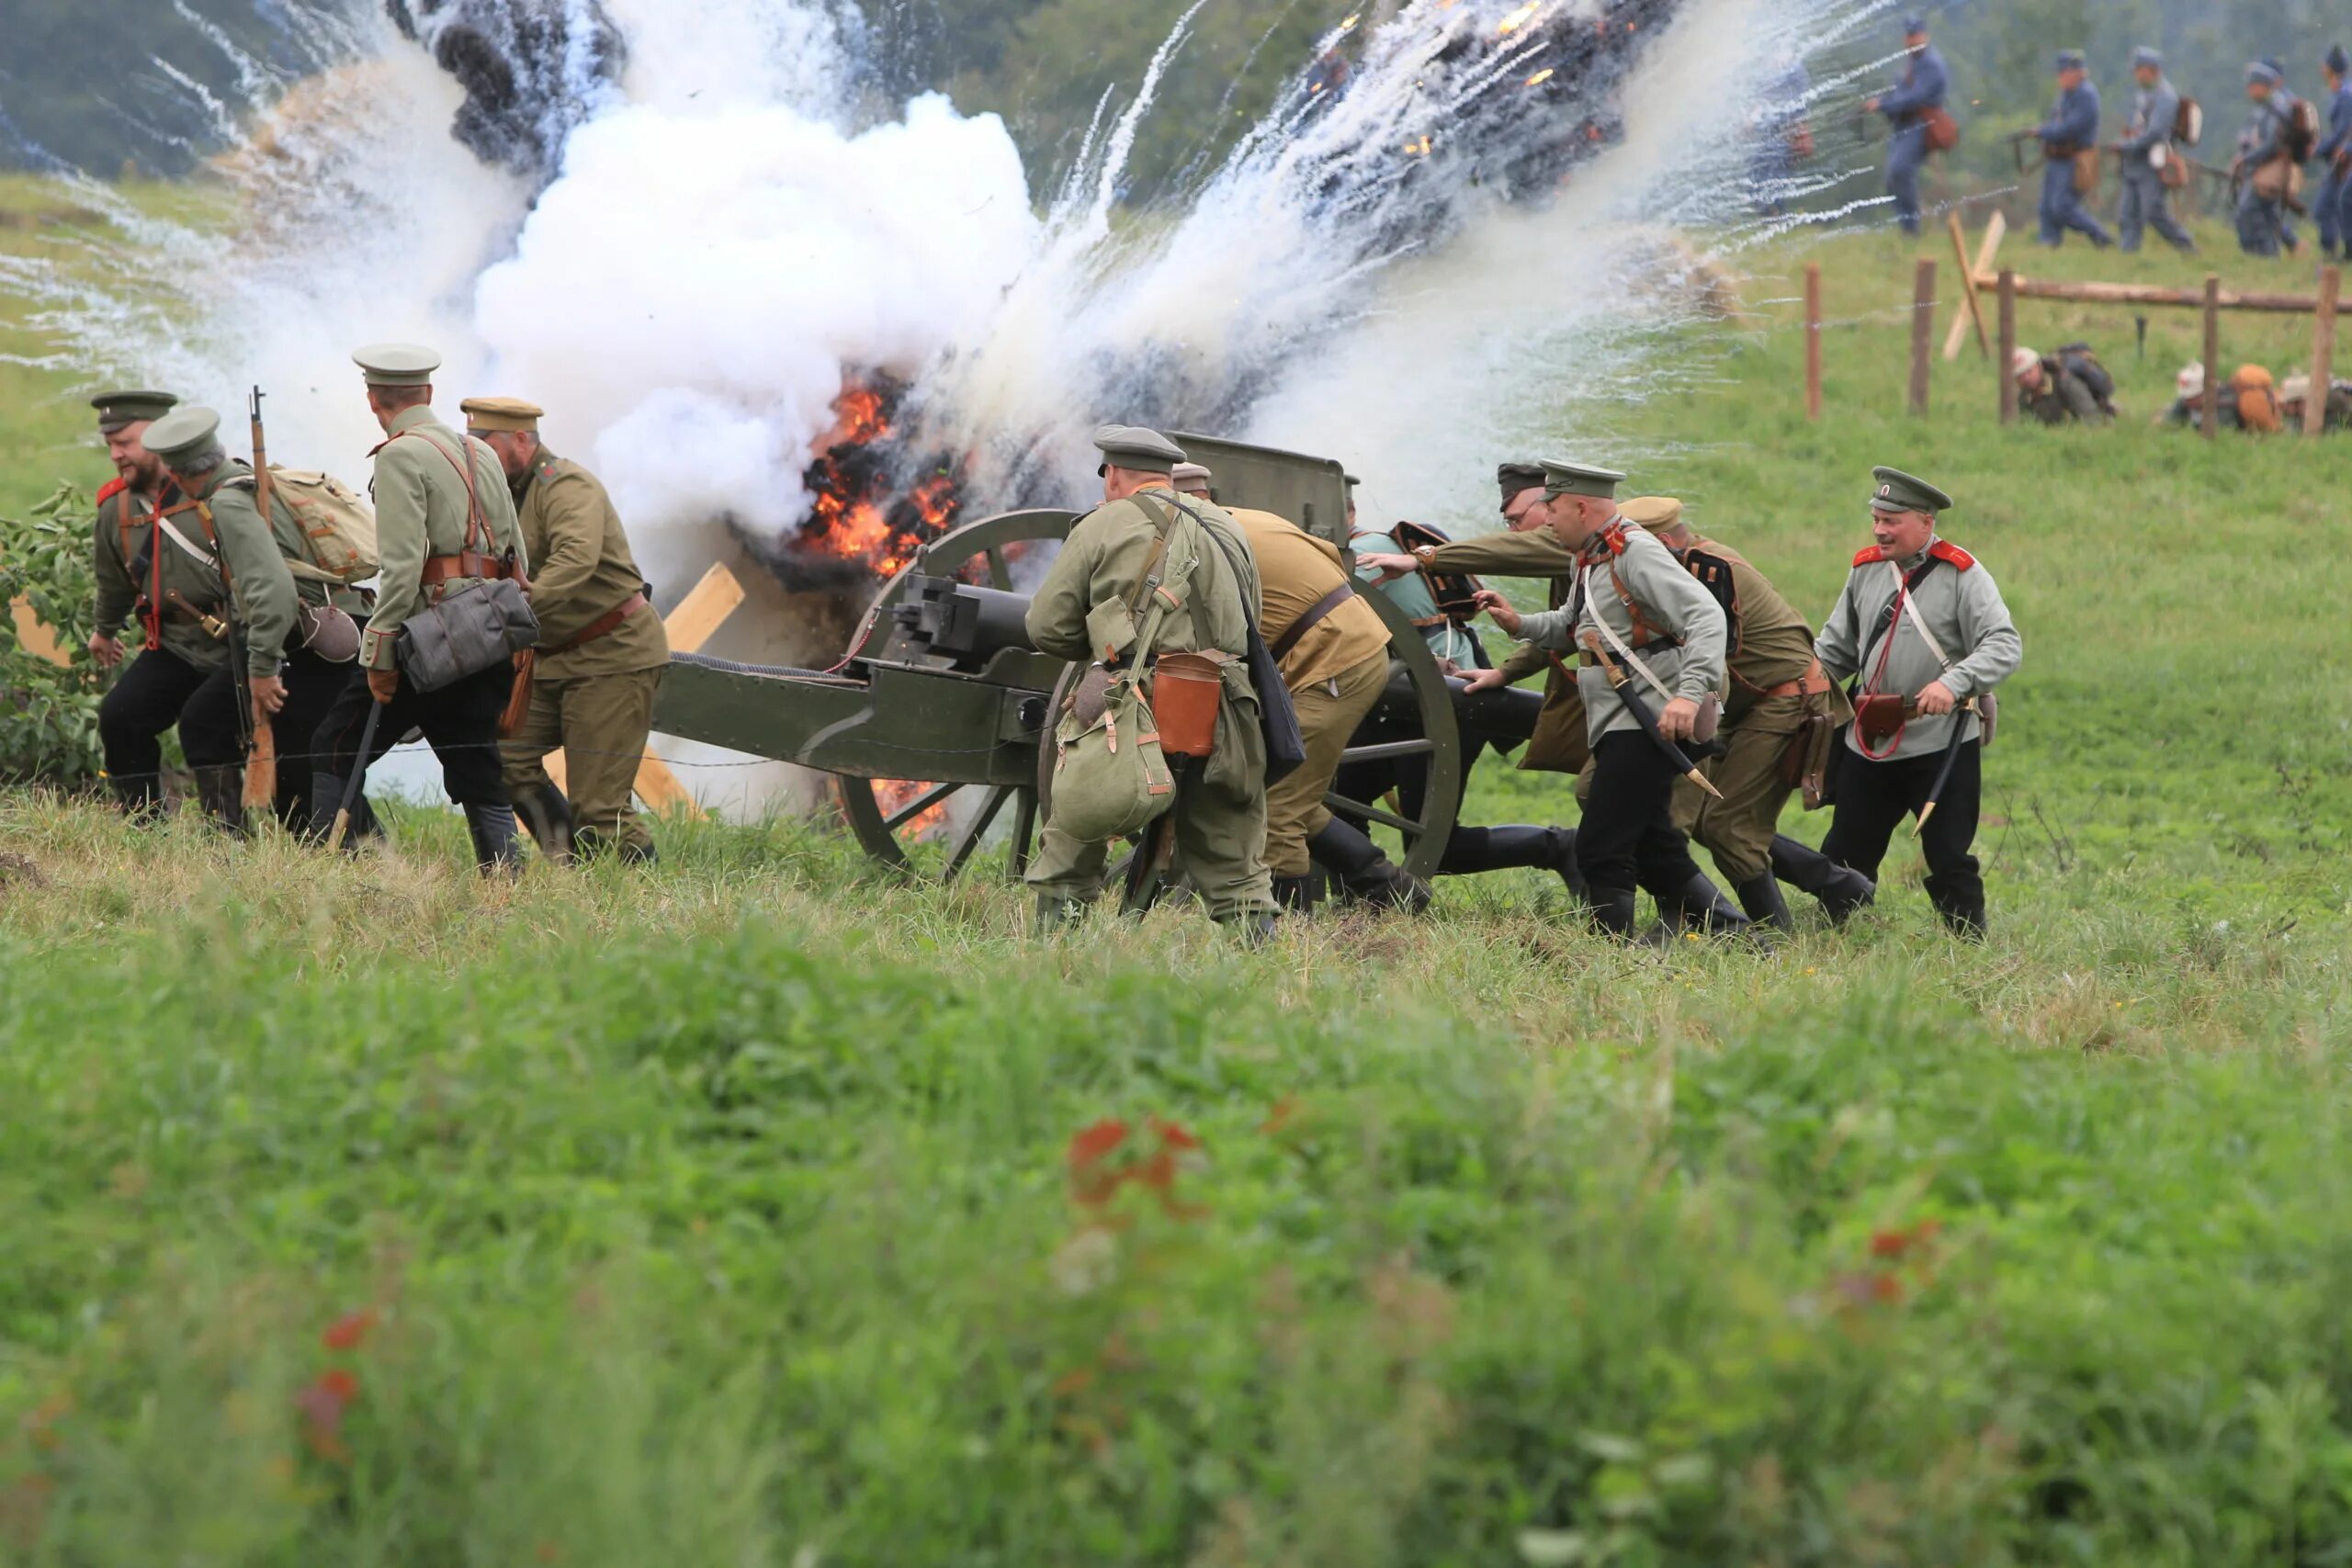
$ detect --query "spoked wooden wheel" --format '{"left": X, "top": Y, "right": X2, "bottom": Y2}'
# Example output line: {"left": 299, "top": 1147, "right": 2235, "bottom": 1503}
{"left": 833, "top": 508, "right": 1075, "bottom": 883}
{"left": 1318, "top": 591, "right": 1464, "bottom": 883}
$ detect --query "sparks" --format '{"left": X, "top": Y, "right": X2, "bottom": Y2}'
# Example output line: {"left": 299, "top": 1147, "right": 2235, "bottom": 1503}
{"left": 1498, "top": 1, "right": 1540, "bottom": 36}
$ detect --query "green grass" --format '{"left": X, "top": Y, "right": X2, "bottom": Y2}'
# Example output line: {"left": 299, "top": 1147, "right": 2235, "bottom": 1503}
{"left": 2, "top": 197, "right": 2352, "bottom": 1563}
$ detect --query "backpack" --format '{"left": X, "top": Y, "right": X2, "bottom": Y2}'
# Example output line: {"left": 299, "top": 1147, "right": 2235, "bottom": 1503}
{"left": 2175, "top": 96, "right": 2202, "bottom": 147}
{"left": 2287, "top": 97, "right": 2321, "bottom": 161}
{"left": 2054, "top": 343, "right": 2117, "bottom": 412}
{"left": 226, "top": 466, "right": 379, "bottom": 585}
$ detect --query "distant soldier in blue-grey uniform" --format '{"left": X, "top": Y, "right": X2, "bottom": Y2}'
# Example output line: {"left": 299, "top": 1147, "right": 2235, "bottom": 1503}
{"left": 1748, "top": 51, "right": 1813, "bottom": 218}
{"left": 1865, "top": 16, "right": 1948, "bottom": 237}
{"left": 2314, "top": 47, "right": 2352, "bottom": 259}
{"left": 2115, "top": 47, "right": 2195, "bottom": 254}
{"left": 2034, "top": 50, "right": 2111, "bottom": 248}
{"left": 2234, "top": 62, "right": 2295, "bottom": 258}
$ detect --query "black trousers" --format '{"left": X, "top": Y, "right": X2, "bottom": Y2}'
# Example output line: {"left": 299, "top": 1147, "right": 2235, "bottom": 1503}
{"left": 97, "top": 648, "right": 221, "bottom": 807}
{"left": 1575, "top": 730, "right": 1703, "bottom": 900}
{"left": 182, "top": 644, "right": 366, "bottom": 832}
{"left": 1821, "top": 741, "right": 1984, "bottom": 926}
{"left": 316, "top": 658, "right": 514, "bottom": 808}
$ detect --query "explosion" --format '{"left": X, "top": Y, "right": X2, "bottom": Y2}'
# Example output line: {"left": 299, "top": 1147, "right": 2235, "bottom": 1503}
{"left": 791, "top": 379, "right": 967, "bottom": 584}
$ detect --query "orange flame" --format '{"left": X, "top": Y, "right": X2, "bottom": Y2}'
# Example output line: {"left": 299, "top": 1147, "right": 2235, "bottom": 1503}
{"left": 875, "top": 779, "right": 951, "bottom": 840}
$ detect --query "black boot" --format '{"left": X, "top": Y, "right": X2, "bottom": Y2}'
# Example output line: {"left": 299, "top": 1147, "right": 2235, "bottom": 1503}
{"left": 192, "top": 767, "right": 248, "bottom": 838}
{"left": 1670, "top": 874, "right": 1753, "bottom": 938}
{"left": 1306, "top": 818, "right": 1432, "bottom": 915}
{"left": 1034, "top": 893, "right": 1089, "bottom": 934}
{"left": 1736, "top": 872, "right": 1794, "bottom": 932}
{"left": 308, "top": 774, "right": 382, "bottom": 851}
{"left": 513, "top": 784, "right": 576, "bottom": 866}
{"left": 1933, "top": 890, "right": 1987, "bottom": 941}
{"left": 1216, "top": 909, "right": 1282, "bottom": 947}
{"left": 1272, "top": 874, "right": 1317, "bottom": 913}
{"left": 1770, "top": 835, "right": 1875, "bottom": 924}
{"left": 1440, "top": 826, "right": 1587, "bottom": 902}
{"left": 619, "top": 840, "right": 658, "bottom": 867}
{"left": 1589, "top": 886, "right": 1639, "bottom": 939}
{"left": 108, "top": 773, "right": 164, "bottom": 825}
{"left": 464, "top": 803, "right": 521, "bottom": 878}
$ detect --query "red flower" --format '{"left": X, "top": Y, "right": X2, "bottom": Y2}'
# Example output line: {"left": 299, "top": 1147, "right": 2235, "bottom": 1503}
{"left": 322, "top": 1309, "right": 379, "bottom": 1352}
{"left": 297, "top": 1369, "right": 362, "bottom": 1463}
{"left": 1069, "top": 1119, "right": 1130, "bottom": 1206}
{"left": 1148, "top": 1116, "right": 1201, "bottom": 1151}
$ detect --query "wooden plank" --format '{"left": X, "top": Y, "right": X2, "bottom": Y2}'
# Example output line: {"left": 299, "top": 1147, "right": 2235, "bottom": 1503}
{"left": 1973, "top": 273, "right": 2324, "bottom": 314}
{"left": 1908, "top": 258, "right": 1936, "bottom": 417}
{"left": 2308, "top": 265, "right": 2342, "bottom": 435}
{"left": 8, "top": 598, "right": 70, "bottom": 668}
{"left": 1804, "top": 262, "right": 1823, "bottom": 422}
{"left": 1941, "top": 210, "right": 1998, "bottom": 360}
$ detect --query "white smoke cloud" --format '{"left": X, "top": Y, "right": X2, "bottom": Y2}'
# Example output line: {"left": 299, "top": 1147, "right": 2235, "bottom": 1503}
{"left": 468, "top": 91, "right": 1037, "bottom": 576}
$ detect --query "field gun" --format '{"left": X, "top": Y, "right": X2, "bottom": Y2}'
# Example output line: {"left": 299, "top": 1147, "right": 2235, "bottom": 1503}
{"left": 650, "top": 434, "right": 1544, "bottom": 888}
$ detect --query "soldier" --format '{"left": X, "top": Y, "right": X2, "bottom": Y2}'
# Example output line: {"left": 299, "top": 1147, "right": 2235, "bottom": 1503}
{"left": 2030, "top": 51, "right": 2110, "bottom": 250}
{"left": 1864, "top": 16, "right": 1949, "bottom": 238}
{"left": 2116, "top": 47, "right": 2196, "bottom": 255}
{"left": 2279, "top": 372, "right": 2352, "bottom": 431}
{"left": 85, "top": 389, "right": 219, "bottom": 820}
{"left": 465, "top": 397, "right": 669, "bottom": 865}
{"left": 2012, "top": 345, "right": 2115, "bottom": 426}
{"left": 2316, "top": 47, "right": 2352, "bottom": 261}
{"left": 1350, "top": 463, "right": 1587, "bottom": 895}
{"left": 138, "top": 406, "right": 373, "bottom": 836}
{"left": 2235, "top": 62, "right": 2295, "bottom": 258}
{"left": 1171, "top": 464, "right": 1423, "bottom": 913}
{"left": 1590, "top": 498, "right": 1870, "bottom": 932}
{"left": 311, "top": 344, "right": 530, "bottom": 874}
{"left": 1024, "top": 426, "right": 1276, "bottom": 939}
{"left": 1815, "top": 468, "right": 2022, "bottom": 939}
{"left": 1462, "top": 461, "right": 1740, "bottom": 940}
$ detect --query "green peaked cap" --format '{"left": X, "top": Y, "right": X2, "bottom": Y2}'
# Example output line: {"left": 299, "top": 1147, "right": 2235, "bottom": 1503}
{"left": 1541, "top": 459, "right": 1626, "bottom": 501}
{"left": 1869, "top": 466, "right": 1954, "bottom": 514}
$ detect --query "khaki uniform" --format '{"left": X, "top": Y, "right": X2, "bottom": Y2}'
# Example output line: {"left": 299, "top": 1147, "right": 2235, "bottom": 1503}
{"left": 1229, "top": 507, "right": 1391, "bottom": 879}
{"left": 1419, "top": 527, "right": 1589, "bottom": 773}
{"left": 1024, "top": 486, "right": 1274, "bottom": 919}
{"left": 93, "top": 478, "right": 226, "bottom": 673}
{"left": 497, "top": 450, "right": 670, "bottom": 856}
{"left": 1665, "top": 536, "right": 1847, "bottom": 885}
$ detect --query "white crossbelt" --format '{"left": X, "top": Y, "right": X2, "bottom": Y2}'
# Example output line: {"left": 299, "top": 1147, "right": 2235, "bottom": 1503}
{"left": 156, "top": 516, "right": 219, "bottom": 574}
{"left": 1886, "top": 560, "right": 1955, "bottom": 671}
{"left": 1581, "top": 563, "right": 1679, "bottom": 703}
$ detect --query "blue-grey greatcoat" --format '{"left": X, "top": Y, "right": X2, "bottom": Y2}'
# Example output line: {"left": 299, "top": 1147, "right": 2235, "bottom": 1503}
{"left": 2316, "top": 82, "right": 2352, "bottom": 251}
{"left": 2118, "top": 75, "right": 2194, "bottom": 253}
{"left": 2036, "top": 81, "right": 2111, "bottom": 246}
{"left": 1878, "top": 45, "right": 1949, "bottom": 235}
{"left": 2236, "top": 96, "right": 2293, "bottom": 257}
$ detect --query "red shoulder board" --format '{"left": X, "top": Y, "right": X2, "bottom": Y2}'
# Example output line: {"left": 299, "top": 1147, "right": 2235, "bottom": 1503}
{"left": 1851, "top": 545, "right": 1889, "bottom": 567}
{"left": 96, "top": 477, "right": 128, "bottom": 505}
{"left": 1929, "top": 540, "right": 1976, "bottom": 570}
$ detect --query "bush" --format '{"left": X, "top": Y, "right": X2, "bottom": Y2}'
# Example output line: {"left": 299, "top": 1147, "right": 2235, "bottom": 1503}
{"left": 0, "top": 485, "right": 106, "bottom": 786}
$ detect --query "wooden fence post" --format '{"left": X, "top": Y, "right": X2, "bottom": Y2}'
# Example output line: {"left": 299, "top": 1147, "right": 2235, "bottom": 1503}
{"left": 1804, "top": 262, "right": 1823, "bottom": 421}
{"left": 1996, "top": 269, "right": 2018, "bottom": 425}
{"left": 2308, "top": 265, "right": 2342, "bottom": 435}
{"left": 2201, "top": 275, "right": 2221, "bottom": 441}
{"left": 1909, "top": 258, "right": 1936, "bottom": 417}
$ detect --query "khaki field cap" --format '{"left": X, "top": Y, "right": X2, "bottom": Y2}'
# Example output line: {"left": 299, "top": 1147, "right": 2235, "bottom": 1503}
{"left": 1093, "top": 424, "right": 1186, "bottom": 476}
{"left": 462, "top": 396, "right": 545, "bottom": 434}
{"left": 140, "top": 405, "right": 226, "bottom": 469}
{"left": 91, "top": 389, "right": 178, "bottom": 434}
{"left": 1541, "top": 459, "right": 1626, "bottom": 501}
{"left": 2282, "top": 373, "right": 2313, "bottom": 404}
{"left": 353, "top": 343, "right": 442, "bottom": 388}
{"left": 1170, "top": 461, "right": 1214, "bottom": 491}
{"left": 1871, "top": 466, "right": 1953, "bottom": 515}
{"left": 1621, "top": 496, "right": 1685, "bottom": 532}
{"left": 1496, "top": 461, "right": 1549, "bottom": 506}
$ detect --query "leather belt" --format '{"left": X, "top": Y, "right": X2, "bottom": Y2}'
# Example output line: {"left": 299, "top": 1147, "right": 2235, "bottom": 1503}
{"left": 1268, "top": 582, "right": 1357, "bottom": 663}
{"left": 547, "top": 592, "right": 649, "bottom": 655}
{"left": 421, "top": 550, "right": 501, "bottom": 587}
{"left": 1739, "top": 657, "right": 1834, "bottom": 702}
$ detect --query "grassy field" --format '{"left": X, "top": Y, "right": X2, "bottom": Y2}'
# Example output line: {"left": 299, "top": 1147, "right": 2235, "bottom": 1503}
{"left": 2, "top": 187, "right": 2351, "bottom": 1565}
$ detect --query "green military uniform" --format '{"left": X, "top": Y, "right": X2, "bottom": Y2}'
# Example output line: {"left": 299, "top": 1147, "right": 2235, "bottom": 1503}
{"left": 314, "top": 344, "right": 531, "bottom": 872}
{"left": 1026, "top": 427, "right": 1274, "bottom": 931}
{"left": 86, "top": 389, "right": 226, "bottom": 818}
{"left": 1617, "top": 498, "right": 1863, "bottom": 931}
{"left": 1349, "top": 522, "right": 1482, "bottom": 668}
{"left": 469, "top": 398, "right": 670, "bottom": 863}
{"left": 1224, "top": 501, "right": 1422, "bottom": 910}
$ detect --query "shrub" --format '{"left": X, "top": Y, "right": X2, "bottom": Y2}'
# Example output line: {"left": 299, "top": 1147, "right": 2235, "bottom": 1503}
{"left": 0, "top": 484, "right": 106, "bottom": 786}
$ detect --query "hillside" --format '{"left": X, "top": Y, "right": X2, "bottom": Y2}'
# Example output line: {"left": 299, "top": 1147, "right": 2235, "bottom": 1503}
{"left": 0, "top": 203, "right": 2350, "bottom": 1562}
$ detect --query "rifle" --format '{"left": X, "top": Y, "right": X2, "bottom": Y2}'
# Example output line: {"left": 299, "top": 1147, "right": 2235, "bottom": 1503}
{"left": 1577, "top": 631, "right": 1723, "bottom": 801}
{"left": 242, "top": 386, "right": 278, "bottom": 813}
